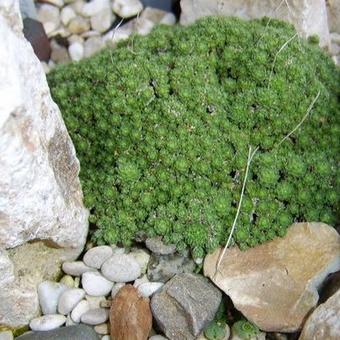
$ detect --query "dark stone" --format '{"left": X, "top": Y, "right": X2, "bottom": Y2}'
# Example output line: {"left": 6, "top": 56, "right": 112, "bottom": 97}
{"left": 151, "top": 273, "right": 222, "bottom": 340}
{"left": 16, "top": 325, "right": 100, "bottom": 340}
{"left": 319, "top": 270, "right": 340, "bottom": 303}
{"left": 23, "top": 18, "right": 51, "bottom": 61}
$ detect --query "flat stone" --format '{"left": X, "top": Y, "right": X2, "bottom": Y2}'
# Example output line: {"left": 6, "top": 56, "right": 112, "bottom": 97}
{"left": 16, "top": 324, "right": 99, "bottom": 340}
{"left": 101, "top": 254, "right": 141, "bottom": 283}
{"left": 82, "top": 271, "right": 113, "bottom": 296}
{"left": 58, "top": 288, "right": 86, "bottom": 315}
{"left": 38, "top": 281, "right": 68, "bottom": 315}
{"left": 299, "top": 289, "right": 340, "bottom": 340}
{"left": 137, "top": 282, "right": 163, "bottom": 298}
{"left": 68, "top": 17, "right": 90, "bottom": 34}
{"left": 147, "top": 253, "right": 195, "bottom": 283}
{"left": 83, "top": 36, "right": 104, "bottom": 58}
{"left": 84, "top": 246, "right": 113, "bottom": 267}
{"left": 37, "top": 4, "right": 60, "bottom": 35}
{"left": 145, "top": 237, "right": 176, "bottom": 255}
{"left": 62, "top": 261, "right": 96, "bottom": 276}
{"left": 71, "top": 299, "right": 90, "bottom": 323}
{"left": 29, "top": 314, "right": 66, "bottom": 331}
{"left": 151, "top": 273, "right": 222, "bottom": 339}
{"left": 81, "top": 308, "right": 109, "bottom": 325}
{"left": 112, "top": 0, "right": 143, "bottom": 18}
{"left": 204, "top": 222, "right": 340, "bottom": 332}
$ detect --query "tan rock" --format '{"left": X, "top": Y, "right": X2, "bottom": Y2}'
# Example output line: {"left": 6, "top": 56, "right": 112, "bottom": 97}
{"left": 327, "top": 0, "right": 340, "bottom": 33}
{"left": 68, "top": 16, "right": 90, "bottom": 34}
{"left": 299, "top": 289, "right": 340, "bottom": 340}
{"left": 204, "top": 222, "right": 340, "bottom": 332}
{"left": 180, "top": 0, "right": 330, "bottom": 48}
{"left": 110, "top": 285, "right": 152, "bottom": 340}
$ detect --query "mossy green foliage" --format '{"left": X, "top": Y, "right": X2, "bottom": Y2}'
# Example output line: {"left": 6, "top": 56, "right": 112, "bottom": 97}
{"left": 48, "top": 17, "right": 340, "bottom": 256}
{"left": 204, "top": 301, "right": 228, "bottom": 340}
{"left": 231, "top": 320, "right": 260, "bottom": 339}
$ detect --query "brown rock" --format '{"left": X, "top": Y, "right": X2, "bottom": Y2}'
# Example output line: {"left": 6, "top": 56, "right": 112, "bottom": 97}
{"left": 110, "top": 285, "right": 152, "bottom": 340}
{"left": 204, "top": 222, "right": 340, "bottom": 332}
{"left": 299, "top": 289, "right": 340, "bottom": 340}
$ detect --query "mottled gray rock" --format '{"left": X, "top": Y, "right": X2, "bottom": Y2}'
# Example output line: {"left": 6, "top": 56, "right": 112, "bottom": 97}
{"left": 82, "top": 271, "right": 113, "bottom": 296}
{"left": 16, "top": 325, "right": 99, "bottom": 340}
{"left": 29, "top": 315, "right": 66, "bottom": 331}
{"left": 81, "top": 308, "right": 109, "bottom": 325}
{"left": 145, "top": 237, "right": 176, "bottom": 255}
{"left": 101, "top": 254, "right": 141, "bottom": 282}
{"left": 58, "top": 288, "right": 86, "bottom": 315}
{"left": 38, "top": 281, "right": 68, "bottom": 315}
{"left": 62, "top": 261, "right": 96, "bottom": 276}
{"left": 147, "top": 253, "right": 195, "bottom": 282}
{"left": 138, "top": 282, "right": 163, "bottom": 297}
{"left": 151, "top": 273, "right": 222, "bottom": 339}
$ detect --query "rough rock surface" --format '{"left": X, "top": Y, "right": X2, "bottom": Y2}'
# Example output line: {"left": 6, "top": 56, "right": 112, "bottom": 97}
{"left": 327, "top": 0, "right": 340, "bottom": 33}
{"left": 151, "top": 273, "right": 222, "bottom": 340}
{"left": 110, "top": 285, "right": 152, "bottom": 340}
{"left": 204, "top": 222, "right": 340, "bottom": 332}
{"left": 180, "top": 0, "right": 330, "bottom": 47}
{"left": 0, "top": 0, "right": 88, "bottom": 327}
{"left": 299, "top": 289, "right": 340, "bottom": 340}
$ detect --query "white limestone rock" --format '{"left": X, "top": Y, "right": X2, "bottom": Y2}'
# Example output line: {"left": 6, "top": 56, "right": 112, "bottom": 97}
{"left": 29, "top": 314, "right": 66, "bottom": 331}
{"left": 68, "top": 41, "right": 84, "bottom": 61}
{"left": 0, "top": 0, "right": 88, "bottom": 328}
{"left": 61, "top": 5, "right": 76, "bottom": 26}
{"left": 84, "top": 36, "right": 104, "bottom": 57}
{"left": 180, "top": 0, "right": 330, "bottom": 48}
{"left": 83, "top": 245, "right": 113, "bottom": 269}
{"left": 58, "top": 288, "right": 86, "bottom": 315}
{"left": 38, "top": 281, "right": 69, "bottom": 315}
{"left": 82, "top": 271, "right": 114, "bottom": 296}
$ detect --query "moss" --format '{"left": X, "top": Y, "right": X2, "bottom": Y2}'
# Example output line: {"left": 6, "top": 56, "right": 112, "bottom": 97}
{"left": 48, "top": 16, "right": 340, "bottom": 254}
{"left": 231, "top": 320, "right": 260, "bottom": 339}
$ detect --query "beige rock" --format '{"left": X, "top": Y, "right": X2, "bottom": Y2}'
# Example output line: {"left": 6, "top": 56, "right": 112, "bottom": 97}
{"left": 299, "top": 289, "right": 340, "bottom": 340}
{"left": 140, "top": 7, "right": 176, "bottom": 26}
{"left": 180, "top": 0, "right": 330, "bottom": 48}
{"left": 327, "top": 0, "right": 340, "bottom": 33}
{"left": 37, "top": 3, "right": 60, "bottom": 35}
{"left": 90, "top": 9, "right": 114, "bottom": 33}
{"left": 68, "top": 41, "right": 84, "bottom": 61}
{"left": 204, "top": 222, "right": 340, "bottom": 332}
{"left": 60, "top": 5, "right": 76, "bottom": 26}
{"left": 50, "top": 39, "right": 70, "bottom": 63}
{"left": 68, "top": 16, "right": 90, "bottom": 34}
{"left": 112, "top": 0, "right": 143, "bottom": 18}
{"left": 84, "top": 36, "right": 104, "bottom": 57}
{"left": 82, "top": 0, "right": 110, "bottom": 17}
{"left": 70, "top": 0, "right": 86, "bottom": 15}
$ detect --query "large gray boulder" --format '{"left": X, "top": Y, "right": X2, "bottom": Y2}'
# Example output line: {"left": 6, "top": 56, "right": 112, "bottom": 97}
{"left": 0, "top": 0, "right": 88, "bottom": 328}
{"left": 180, "top": 0, "right": 330, "bottom": 48}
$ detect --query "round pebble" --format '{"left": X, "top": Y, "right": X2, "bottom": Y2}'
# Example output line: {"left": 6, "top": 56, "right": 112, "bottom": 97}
{"left": 58, "top": 288, "right": 86, "bottom": 315}
{"left": 29, "top": 314, "right": 66, "bottom": 331}
{"left": 80, "top": 308, "right": 109, "bottom": 325}
{"left": 101, "top": 254, "right": 141, "bottom": 283}
{"left": 59, "top": 275, "right": 75, "bottom": 288}
{"left": 68, "top": 42, "right": 84, "bottom": 61}
{"left": 85, "top": 295, "right": 107, "bottom": 309}
{"left": 83, "top": 245, "right": 113, "bottom": 269}
{"left": 112, "top": 0, "right": 143, "bottom": 18}
{"left": 111, "top": 283, "right": 125, "bottom": 298}
{"left": 133, "top": 274, "right": 149, "bottom": 288}
{"left": 94, "top": 323, "right": 109, "bottom": 335}
{"left": 82, "top": 271, "right": 113, "bottom": 296}
{"left": 62, "top": 261, "right": 96, "bottom": 276}
{"left": 38, "top": 281, "right": 68, "bottom": 315}
{"left": 137, "top": 282, "right": 163, "bottom": 297}
{"left": 71, "top": 299, "right": 90, "bottom": 323}
{"left": 130, "top": 249, "right": 150, "bottom": 274}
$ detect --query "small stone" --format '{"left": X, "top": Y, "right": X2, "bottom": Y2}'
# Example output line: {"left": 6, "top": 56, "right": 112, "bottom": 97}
{"left": 68, "top": 34, "right": 84, "bottom": 44}
{"left": 68, "top": 17, "right": 90, "bottom": 34}
{"left": 62, "top": 261, "right": 96, "bottom": 276}
{"left": 60, "top": 6, "right": 76, "bottom": 26}
{"left": 38, "top": 281, "right": 68, "bottom": 315}
{"left": 74, "top": 276, "right": 80, "bottom": 288}
{"left": 37, "top": 4, "right": 60, "bottom": 35}
{"left": 83, "top": 246, "right": 113, "bottom": 269}
{"left": 81, "top": 308, "right": 109, "bottom": 325}
{"left": 103, "top": 25, "right": 132, "bottom": 46}
{"left": 330, "top": 32, "right": 340, "bottom": 44}
{"left": 0, "top": 331, "right": 13, "bottom": 340}
{"left": 133, "top": 274, "right": 149, "bottom": 288}
{"left": 112, "top": 246, "right": 126, "bottom": 255}
{"left": 81, "top": 30, "right": 101, "bottom": 38}
{"left": 29, "top": 314, "right": 66, "bottom": 331}
{"left": 112, "top": 0, "right": 143, "bottom": 18}
{"left": 82, "top": 271, "right": 113, "bottom": 296}
{"left": 66, "top": 314, "right": 76, "bottom": 326}
{"left": 71, "top": 300, "right": 90, "bottom": 323}
{"left": 40, "top": 61, "right": 50, "bottom": 74}
{"left": 84, "top": 37, "right": 104, "bottom": 57}
{"left": 50, "top": 40, "right": 70, "bottom": 64}
{"left": 331, "top": 43, "right": 340, "bottom": 55}
{"left": 102, "top": 254, "right": 141, "bottom": 283}
{"left": 145, "top": 237, "right": 176, "bottom": 255}
{"left": 60, "top": 275, "right": 75, "bottom": 288}
{"left": 111, "top": 283, "right": 125, "bottom": 298}
{"left": 68, "top": 42, "right": 84, "bottom": 61}
{"left": 85, "top": 295, "right": 106, "bottom": 309}
{"left": 90, "top": 10, "right": 114, "bottom": 33}
{"left": 151, "top": 273, "right": 222, "bottom": 340}
{"left": 71, "top": 0, "right": 86, "bottom": 15}
{"left": 149, "top": 336, "right": 168, "bottom": 340}
{"left": 16, "top": 324, "right": 99, "bottom": 340}
{"left": 101, "top": 336, "right": 110, "bottom": 340}
{"left": 82, "top": 0, "right": 110, "bottom": 17}
{"left": 138, "top": 282, "right": 163, "bottom": 297}
{"left": 58, "top": 288, "right": 86, "bottom": 315}
{"left": 94, "top": 323, "right": 109, "bottom": 335}
{"left": 44, "top": 0, "right": 64, "bottom": 7}
{"left": 110, "top": 285, "right": 152, "bottom": 340}
{"left": 299, "top": 289, "right": 340, "bottom": 340}
{"left": 130, "top": 249, "right": 150, "bottom": 274}
{"left": 100, "top": 300, "right": 112, "bottom": 308}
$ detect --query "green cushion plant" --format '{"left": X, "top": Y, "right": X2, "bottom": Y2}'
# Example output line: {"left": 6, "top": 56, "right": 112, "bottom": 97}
{"left": 48, "top": 16, "right": 340, "bottom": 257}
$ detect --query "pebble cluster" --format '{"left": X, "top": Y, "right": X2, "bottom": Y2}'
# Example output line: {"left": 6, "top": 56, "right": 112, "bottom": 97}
{"left": 32, "top": 0, "right": 176, "bottom": 72}
{"left": 28, "top": 239, "right": 185, "bottom": 339}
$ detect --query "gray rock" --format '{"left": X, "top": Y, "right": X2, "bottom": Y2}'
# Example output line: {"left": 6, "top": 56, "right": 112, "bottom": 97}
{"left": 62, "top": 261, "right": 96, "bottom": 276}
{"left": 151, "top": 273, "right": 222, "bottom": 340}
{"left": 29, "top": 315, "right": 66, "bottom": 331}
{"left": 82, "top": 271, "right": 113, "bottom": 296}
{"left": 83, "top": 246, "right": 113, "bottom": 269}
{"left": 38, "top": 281, "right": 68, "bottom": 315}
{"left": 16, "top": 325, "right": 99, "bottom": 340}
{"left": 81, "top": 308, "right": 109, "bottom": 325}
{"left": 58, "top": 288, "right": 86, "bottom": 315}
{"left": 101, "top": 254, "right": 141, "bottom": 282}
{"left": 138, "top": 282, "right": 163, "bottom": 297}
{"left": 147, "top": 253, "right": 195, "bottom": 283}
{"left": 145, "top": 237, "right": 176, "bottom": 255}
{"left": 83, "top": 36, "right": 104, "bottom": 58}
